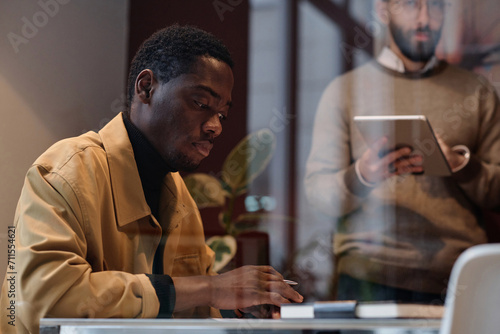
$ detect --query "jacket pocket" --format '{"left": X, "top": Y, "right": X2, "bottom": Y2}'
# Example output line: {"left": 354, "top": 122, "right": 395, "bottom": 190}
{"left": 171, "top": 254, "right": 202, "bottom": 277}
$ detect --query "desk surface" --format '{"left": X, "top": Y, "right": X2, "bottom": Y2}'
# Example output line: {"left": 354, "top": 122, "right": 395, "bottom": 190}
{"left": 40, "top": 318, "right": 441, "bottom": 334}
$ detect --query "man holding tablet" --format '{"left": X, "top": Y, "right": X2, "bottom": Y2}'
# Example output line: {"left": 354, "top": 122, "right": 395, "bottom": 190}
{"left": 305, "top": 0, "right": 500, "bottom": 302}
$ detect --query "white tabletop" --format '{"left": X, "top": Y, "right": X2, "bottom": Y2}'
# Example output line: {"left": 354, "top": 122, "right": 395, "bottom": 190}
{"left": 40, "top": 318, "right": 441, "bottom": 334}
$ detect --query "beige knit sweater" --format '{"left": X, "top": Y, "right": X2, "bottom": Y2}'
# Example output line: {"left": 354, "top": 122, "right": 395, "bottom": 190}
{"left": 305, "top": 61, "right": 500, "bottom": 294}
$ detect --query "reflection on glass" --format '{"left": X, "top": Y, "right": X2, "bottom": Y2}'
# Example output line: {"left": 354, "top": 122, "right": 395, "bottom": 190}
{"left": 299, "top": 0, "right": 500, "bottom": 304}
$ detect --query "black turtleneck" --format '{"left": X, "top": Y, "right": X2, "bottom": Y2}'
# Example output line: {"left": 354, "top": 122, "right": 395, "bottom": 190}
{"left": 123, "top": 114, "right": 171, "bottom": 218}
{"left": 123, "top": 114, "right": 175, "bottom": 318}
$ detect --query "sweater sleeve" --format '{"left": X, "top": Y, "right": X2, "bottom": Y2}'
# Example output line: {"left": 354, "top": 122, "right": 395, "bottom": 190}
{"left": 304, "top": 79, "right": 373, "bottom": 220}
{"left": 452, "top": 80, "right": 500, "bottom": 209}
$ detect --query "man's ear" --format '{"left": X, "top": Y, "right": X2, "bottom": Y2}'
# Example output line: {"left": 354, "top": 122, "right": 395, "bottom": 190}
{"left": 135, "top": 69, "right": 155, "bottom": 104}
{"left": 375, "top": 0, "right": 390, "bottom": 25}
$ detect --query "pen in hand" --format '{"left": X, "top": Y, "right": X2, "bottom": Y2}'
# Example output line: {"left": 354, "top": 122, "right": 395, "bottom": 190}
{"left": 284, "top": 279, "right": 298, "bottom": 286}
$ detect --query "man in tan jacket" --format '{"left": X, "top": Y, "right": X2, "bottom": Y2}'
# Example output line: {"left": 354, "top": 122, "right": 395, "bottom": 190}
{"left": 1, "top": 25, "right": 302, "bottom": 334}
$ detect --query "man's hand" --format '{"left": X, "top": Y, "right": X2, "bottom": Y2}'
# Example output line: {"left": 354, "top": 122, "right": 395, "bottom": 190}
{"left": 358, "top": 136, "right": 424, "bottom": 184}
{"left": 209, "top": 266, "right": 303, "bottom": 312}
{"left": 172, "top": 265, "right": 303, "bottom": 316}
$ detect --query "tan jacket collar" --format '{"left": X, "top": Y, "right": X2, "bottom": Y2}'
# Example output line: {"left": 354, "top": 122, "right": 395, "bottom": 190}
{"left": 99, "top": 113, "right": 152, "bottom": 227}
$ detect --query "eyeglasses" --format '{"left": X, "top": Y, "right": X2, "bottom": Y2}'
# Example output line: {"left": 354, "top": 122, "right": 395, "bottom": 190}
{"left": 389, "top": 0, "right": 448, "bottom": 19}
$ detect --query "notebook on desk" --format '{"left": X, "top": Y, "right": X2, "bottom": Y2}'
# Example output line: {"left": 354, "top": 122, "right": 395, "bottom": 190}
{"left": 280, "top": 300, "right": 445, "bottom": 319}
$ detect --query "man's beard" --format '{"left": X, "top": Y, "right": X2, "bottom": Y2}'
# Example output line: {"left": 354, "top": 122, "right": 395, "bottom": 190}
{"left": 389, "top": 23, "right": 442, "bottom": 63}
{"left": 166, "top": 151, "right": 201, "bottom": 172}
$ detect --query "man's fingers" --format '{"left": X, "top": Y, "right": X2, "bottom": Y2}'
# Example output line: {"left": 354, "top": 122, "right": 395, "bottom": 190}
{"left": 394, "top": 154, "right": 424, "bottom": 174}
{"left": 260, "top": 272, "right": 282, "bottom": 282}
{"left": 373, "top": 147, "right": 410, "bottom": 176}
{"left": 250, "top": 281, "right": 302, "bottom": 306}
{"left": 212, "top": 265, "right": 303, "bottom": 312}
{"left": 372, "top": 136, "right": 389, "bottom": 153}
{"left": 257, "top": 265, "right": 284, "bottom": 279}
{"left": 380, "top": 147, "right": 412, "bottom": 167}
{"left": 265, "top": 280, "right": 303, "bottom": 303}
{"left": 265, "top": 292, "right": 292, "bottom": 307}
{"left": 374, "top": 146, "right": 425, "bottom": 177}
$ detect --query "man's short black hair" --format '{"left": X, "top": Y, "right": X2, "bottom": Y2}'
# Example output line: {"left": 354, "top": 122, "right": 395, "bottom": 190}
{"left": 126, "top": 24, "right": 234, "bottom": 111}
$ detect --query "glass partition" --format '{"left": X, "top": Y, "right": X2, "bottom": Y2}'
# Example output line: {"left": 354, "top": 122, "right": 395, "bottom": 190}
{"left": 247, "top": 0, "right": 500, "bottom": 303}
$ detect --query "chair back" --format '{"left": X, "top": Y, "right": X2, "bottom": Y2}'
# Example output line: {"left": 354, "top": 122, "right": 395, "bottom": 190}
{"left": 440, "top": 243, "right": 500, "bottom": 334}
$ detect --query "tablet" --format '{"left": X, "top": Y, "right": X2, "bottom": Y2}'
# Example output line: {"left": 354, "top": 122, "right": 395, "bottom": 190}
{"left": 353, "top": 115, "right": 451, "bottom": 176}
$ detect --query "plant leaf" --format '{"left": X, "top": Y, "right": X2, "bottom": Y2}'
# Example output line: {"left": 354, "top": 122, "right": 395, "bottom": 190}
{"left": 221, "top": 128, "right": 276, "bottom": 193}
{"left": 206, "top": 235, "right": 237, "bottom": 273}
{"left": 211, "top": 240, "right": 231, "bottom": 262}
{"left": 183, "top": 173, "right": 226, "bottom": 208}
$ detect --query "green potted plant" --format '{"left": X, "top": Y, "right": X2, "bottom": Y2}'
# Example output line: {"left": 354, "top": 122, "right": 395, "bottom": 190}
{"left": 184, "top": 128, "right": 276, "bottom": 272}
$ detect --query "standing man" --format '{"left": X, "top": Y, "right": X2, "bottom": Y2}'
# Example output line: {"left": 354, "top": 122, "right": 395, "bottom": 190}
{"left": 305, "top": 0, "right": 500, "bottom": 302}
{"left": 1, "top": 25, "right": 302, "bottom": 334}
